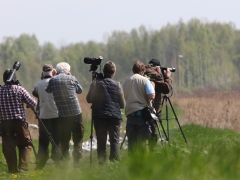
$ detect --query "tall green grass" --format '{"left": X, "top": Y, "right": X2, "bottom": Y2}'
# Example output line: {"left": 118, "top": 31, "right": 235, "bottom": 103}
{"left": 1, "top": 124, "right": 240, "bottom": 179}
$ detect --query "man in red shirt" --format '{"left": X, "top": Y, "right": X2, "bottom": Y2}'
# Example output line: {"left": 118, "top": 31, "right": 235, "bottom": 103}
{"left": 0, "top": 69, "right": 36, "bottom": 173}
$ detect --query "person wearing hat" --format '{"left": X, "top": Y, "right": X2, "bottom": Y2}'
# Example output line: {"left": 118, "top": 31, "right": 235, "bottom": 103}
{"left": 0, "top": 69, "right": 36, "bottom": 173}
{"left": 45, "top": 62, "right": 84, "bottom": 168}
{"left": 32, "top": 64, "right": 60, "bottom": 169}
{"left": 144, "top": 59, "right": 172, "bottom": 150}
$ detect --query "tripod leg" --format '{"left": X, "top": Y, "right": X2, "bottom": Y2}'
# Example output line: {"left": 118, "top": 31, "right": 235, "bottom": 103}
{"left": 162, "top": 96, "right": 170, "bottom": 141}
{"left": 152, "top": 100, "right": 168, "bottom": 141}
{"left": 120, "top": 133, "right": 126, "bottom": 150}
{"left": 90, "top": 118, "right": 94, "bottom": 165}
{"left": 167, "top": 97, "right": 187, "bottom": 143}
{"left": 154, "top": 121, "right": 164, "bottom": 146}
{"left": 158, "top": 120, "right": 168, "bottom": 141}
{"left": 161, "top": 95, "right": 170, "bottom": 141}
{"left": 29, "top": 133, "right": 38, "bottom": 163}
{"left": 31, "top": 107, "right": 65, "bottom": 160}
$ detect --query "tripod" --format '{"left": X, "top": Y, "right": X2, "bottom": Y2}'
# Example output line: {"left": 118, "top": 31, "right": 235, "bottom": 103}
{"left": 148, "top": 116, "right": 165, "bottom": 146}
{"left": 89, "top": 69, "right": 103, "bottom": 165}
{"left": 31, "top": 107, "right": 65, "bottom": 161}
{"left": 160, "top": 94, "right": 187, "bottom": 143}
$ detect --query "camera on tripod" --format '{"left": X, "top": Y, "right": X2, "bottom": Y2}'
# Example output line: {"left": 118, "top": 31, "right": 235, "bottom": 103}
{"left": 84, "top": 56, "right": 103, "bottom": 80}
{"left": 6, "top": 61, "right": 21, "bottom": 85}
{"left": 161, "top": 67, "right": 176, "bottom": 72}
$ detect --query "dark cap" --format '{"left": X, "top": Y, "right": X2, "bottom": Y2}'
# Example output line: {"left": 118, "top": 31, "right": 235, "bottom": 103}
{"left": 42, "top": 64, "right": 53, "bottom": 72}
{"left": 149, "top": 59, "right": 161, "bottom": 67}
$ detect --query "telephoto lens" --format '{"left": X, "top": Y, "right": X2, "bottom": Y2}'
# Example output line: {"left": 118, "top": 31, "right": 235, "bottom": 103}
{"left": 161, "top": 67, "right": 176, "bottom": 72}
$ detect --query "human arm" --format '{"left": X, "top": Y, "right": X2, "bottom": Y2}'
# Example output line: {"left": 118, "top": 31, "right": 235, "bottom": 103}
{"left": 157, "top": 68, "right": 172, "bottom": 93}
{"left": 148, "top": 70, "right": 172, "bottom": 94}
{"left": 76, "top": 83, "right": 83, "bottom": 94}
{"left": 155, "top": 76, "right": 172, "bottom": 94}
{"left": 32, "top": 87, "right": 38, "bottom": 98}
{"left": 86, "top": 81, "right": 96, "bottom": 103}
{"left": 146, "top": 80, "right": 155, "bottom": 100}
{"left": 118, "top": 83, "right": 126, "bottom": 109}
{"left": 22, "top": 87, "right": 37, "bottom": 108}
{"left": 73, "top": 76, "right": 83, "bottom": 94}
{"left": 148, "top": 94, "right": 155, "bottom": 100}
{"left": 45, "top": 79, "right": 52, "bottom": 93}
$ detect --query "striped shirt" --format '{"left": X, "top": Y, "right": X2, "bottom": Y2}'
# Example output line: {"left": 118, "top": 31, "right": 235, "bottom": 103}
{"left": 45, "top": 73, "right": 82, "bottom": 117}
{"left": 0, "top": 85, "right": 36, "bottom": 121}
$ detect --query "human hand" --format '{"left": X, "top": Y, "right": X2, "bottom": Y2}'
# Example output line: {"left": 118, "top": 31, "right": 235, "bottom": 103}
{"left": 52, "top": 69, "right": 57, "bottom": 76}
{"left": 151, "top": 81, "right": 155, "bottom": 88}
{"left": 164, "top": 68, "right": 171, "bottom": 78}
{"left": 26, "top": 105, "right": 31, "bottom": 108}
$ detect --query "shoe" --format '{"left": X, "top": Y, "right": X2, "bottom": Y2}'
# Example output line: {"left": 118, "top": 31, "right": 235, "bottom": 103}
{"left": 18, "top": 169, "right": 28, "bottom": 173}
{"left": 35, "top": 163, "right": 44, "bottom": 170}
{"left": 34, "top": 166, "right": 43, "bottom": 170}
{"left": 9, "top": 170, "right": 18, "bottom": 174}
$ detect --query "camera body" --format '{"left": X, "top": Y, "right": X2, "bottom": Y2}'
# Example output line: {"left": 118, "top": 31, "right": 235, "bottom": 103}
{"left": 84, "top": 56, "right": 103, "bottom": 66}
{"left": 84, "top": 56, "right": 103, "bottom": 80}
{"left": 84, "top": 56, "right": 103, "bottom": 72}
{"left": 161, "top": 67, "right": 176, "bottom": 72}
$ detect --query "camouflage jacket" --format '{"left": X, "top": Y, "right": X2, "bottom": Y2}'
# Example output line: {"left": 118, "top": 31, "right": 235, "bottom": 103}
{"left": 144, "top": 64, "right": 172, "bottom": 114}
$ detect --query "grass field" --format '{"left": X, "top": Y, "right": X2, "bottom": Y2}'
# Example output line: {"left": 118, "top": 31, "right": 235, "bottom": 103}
{"left": 1, "top": 91, "right": 240, "bottom": 179}
{"left": 1, "top": 124, "right": 240, "bottom": 180}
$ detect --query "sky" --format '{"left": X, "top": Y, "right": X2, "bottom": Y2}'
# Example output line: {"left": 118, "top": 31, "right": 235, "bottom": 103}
{"left": 1, "top": 0, "right": 240, "bottom": 47}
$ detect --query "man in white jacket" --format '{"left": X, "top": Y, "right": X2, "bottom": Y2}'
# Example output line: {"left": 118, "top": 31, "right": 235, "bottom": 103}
{"left": 32, "top": 64, "right": 60, "bottom": 169}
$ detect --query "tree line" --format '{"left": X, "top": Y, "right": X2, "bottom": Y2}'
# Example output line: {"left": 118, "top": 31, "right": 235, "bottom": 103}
{"left": 1, "top": 18, "right": 240, "bottom": 93}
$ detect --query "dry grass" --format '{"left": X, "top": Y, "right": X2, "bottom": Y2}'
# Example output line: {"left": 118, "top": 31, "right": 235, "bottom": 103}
{"left": 176, "top": 91, "right": 240, "bottom": 132}
{"left": 25, "top": 91, "right": 240, "bottom": 139}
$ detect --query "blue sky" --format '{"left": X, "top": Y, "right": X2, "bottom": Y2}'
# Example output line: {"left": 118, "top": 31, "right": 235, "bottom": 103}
{"left": 1, "top": 0, "right": 239, "bottom": 47}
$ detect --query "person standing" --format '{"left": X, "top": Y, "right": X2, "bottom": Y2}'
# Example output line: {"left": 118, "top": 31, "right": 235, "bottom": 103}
{"left": 0, "top": 70, "right": 36, "bottom": 173}
{"left": 86, "top": 61, "right": 125, "bottom": 164}
{"left": 45, "top": 62, "right": 84, "bottom": 168}
{"left": 32, "top": 64, "right": 60, "bottom": 169}
{"left": 144, "top": 59, "right": 172, "bottom": 149}
{"left": 122, "top": 60, "right": 155, "bottom": 154}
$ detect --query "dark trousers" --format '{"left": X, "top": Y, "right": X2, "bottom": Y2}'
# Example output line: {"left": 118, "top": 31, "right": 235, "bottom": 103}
{"left": 59, "top": 114, "right": 84, "bottom": 163}
{"left": 94, "top": 118, "right": 121, "bottom": 164}
{"left": 36, "top": 118, "right": 60, "bottom": 169}
{"left": 126, "top": 116, "right": 151, "bottom": 154}
{"left": 148, "top": 120, "right": 158, "bottom": 151}
{"left": 1, "top": 120, "right": 32, "bottom": 173}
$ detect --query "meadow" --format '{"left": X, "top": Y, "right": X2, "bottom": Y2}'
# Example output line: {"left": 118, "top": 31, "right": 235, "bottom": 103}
{"left": 0, "top": 91, "right": 240, "bottom": 180}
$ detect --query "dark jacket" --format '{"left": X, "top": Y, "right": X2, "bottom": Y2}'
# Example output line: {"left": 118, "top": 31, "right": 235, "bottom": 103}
{"left": 86, "top": 77, "right": 125, "bottom": 120}
{"left": 144, "top": 64, "right": 172, "bottom": 114}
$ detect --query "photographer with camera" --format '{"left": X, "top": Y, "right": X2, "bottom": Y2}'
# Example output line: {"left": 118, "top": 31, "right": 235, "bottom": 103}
{"left": 32, "top": 64, "right": 60, "bottom": 170}
{"left": 86, "top": 61, "right": 125, "bottom": 164}
{"left": 144, "top": 59, "right": 172, "bottom": 149}
{"left": 122, "top": 60, "right": 155, "bottom": 154}
{"left": 0, "top": 69, "right": 37, "bottom": 173}
{"left": 45, "top": 62, "right": 84, "bottom": 168}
